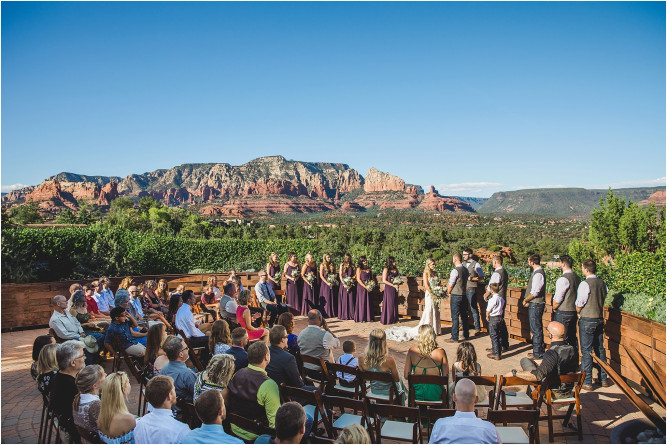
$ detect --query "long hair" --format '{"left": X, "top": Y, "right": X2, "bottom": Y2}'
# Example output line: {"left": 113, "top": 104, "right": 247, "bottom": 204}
{"left": 209, "top": 320, "right": 231, "bottom": 354}
{"left": 155, "top": 279, "right": 168, "bottom": 301}
{"left": 167, "top": 294, "right": 182, "bottom": 323}
{"left": 269, "top": 252, "right": 279, "bottom": 266}
{"left": 144, "top": 323, "right": 166, "bottom": 364}
{"left": 117, "top": 277, "right": 134, "bottom": 291}
{"left": 203, "top": 354, "right": 235, "bottom": 388}
{"left": 322, "top": 254, "right": 335, "bottom": 274}
{"left": 98, "top": 372, "right": 130, "bottom": 433}
{"left": 36, "top": 343, "right": 58, "bottom": 375}
{"left": 334, "top": 424, "right": 371, "bottom": 444}
{"left": 342, "top": 253, "right": 352, "bottom": 271}
{"left": 74, "top": 365, "right": 104, "bottom": 411}
{"left": 423, "top": 258, "right": 437, "bottom": 281}
{"left": 456, "top": 341, "right": 479, "bottom": 376}
{"left": 417, "top": 325, "right": 438, "bottom": 358}
{"left": 363, "top": 329, "right": 387, "bottom": 369}
{"left": 357, "top": 255, "right": 368, "bottom": 270}
{"left": 385, "top": 256, "right": 396, "bottom": 271}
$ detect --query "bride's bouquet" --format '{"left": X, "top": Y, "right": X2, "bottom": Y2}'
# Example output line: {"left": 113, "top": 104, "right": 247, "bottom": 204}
{"left": 428, "top": 277, "right": 447, "bottom": 305}
{"left": 341, "top": 276, "right": 356, "bottom": 289}
{"left": 391, "top": 276, "right": 404, "bottom": 286}
{"left": 364, "top": 280, "right": 378, "bottom": 292}
{"left": 326, "top": 274, "right": 339, "bottom": 286}
{"left": 304, "top": 272, "right": 315, "bottom": 287}
{"left": 290, "top": 269, "right": 301, "bottom": 280}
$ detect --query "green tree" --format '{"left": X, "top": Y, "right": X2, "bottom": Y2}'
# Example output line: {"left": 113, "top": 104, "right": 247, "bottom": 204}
{"left": 139, "top": 196, "right": 162, "bottom": 214}
{"left": 589, "top": 189, "right": 626, "bottom": 256}
{"left": 55, "top": 209, "right": 79, "bottom": 224}
{"left": 618, "top": 202, "right": 648, "bottom": 253}
{"left": 8, "top": 202, "right": 43, "bottom": 224}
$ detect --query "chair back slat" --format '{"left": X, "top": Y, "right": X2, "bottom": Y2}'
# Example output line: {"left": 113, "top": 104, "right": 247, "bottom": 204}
{"left": 226, "top": 412, "right": 276, "bottom": 438}
{"left": 408, "top": 373, "right": 449, "bottom": 408}
{"left": 325, "top": 362, "right": 362, "bottom": 399}
{"left": 488, "top": 409, "right": 539, "bottom": 444}
{"left": 280, "top": 384, "right": 334, "bottom": 438}
{"left": 359, "top": 369, "right": 399, "bottom": 405}
{"left": 369, "top": 402, "right": 421, "bottom": 443}
{"left": 426, "top": 407, "right": 457, "bottom": 438}
{"left": 177, "top": 329, "right": 204, "bottom": 372}
{"left": 300, "top": 354, "right": 328, "bottom": 390}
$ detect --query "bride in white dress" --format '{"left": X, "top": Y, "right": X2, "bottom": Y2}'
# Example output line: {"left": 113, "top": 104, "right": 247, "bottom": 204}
{"left": 385, "top": 258, "right": 441, "bottom": 342}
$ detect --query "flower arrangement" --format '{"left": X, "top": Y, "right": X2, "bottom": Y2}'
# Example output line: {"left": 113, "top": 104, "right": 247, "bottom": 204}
{"left": 304, "top": 272, "right": 315, "bottom": 287}
{"left": 272, "top": 271, "right": 282, "bottom": 282}
{"left": 391, "top": 276, "right": 404, "bottom": 286}
{"left": 341, "top": 276, "right": 356, "bottom": 289}
{"left": 365, "top": 280, "right": 378, "bottom": 292}
{"left": 326, "top": 274, "right": 339, "bottom": 286}
{"left": 290, "top": 269, "right": 301, "bottom": 280}
{"left": 428, "top": 277, "right": 447, "bottom": 304}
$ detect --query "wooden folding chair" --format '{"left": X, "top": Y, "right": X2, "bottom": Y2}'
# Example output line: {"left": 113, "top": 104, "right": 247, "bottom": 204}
{"left": 176, "top": 397, "right": 202, "bottom": 429}
{"left": 408, "top": 374, "right": 449, "bottom": 408}
{"left": 300, "top": 354, "right": 328, "bottom": 391}
{"left": 309, "top": 435, "right": 335, "bottom": 444}
{"left": 110, "top": 336, "right": 144, "bottom": 385}
{"left": 369, "top": 402, "right": 422, "bottom": 443}
{"left": 426, "top": 407, "right": 457, "bottom": 438}
{"left": 488, "top": 409, "right": 539, "bottom": 444}
{"left": 280, "top": 383, "right": 334, "bottom": 438}
{"left": 536, "top": 372, "right": 585, "bottom": 442}
{"left": 38, "top": 393, "right": 51, "bottom": 444}
{"left": 325, "top": 362, "right": 362, "bottom": 399}
{"left": 454, "top": 374, "right": 497, "bottom": 412}
{"left": 75, "top": 425, "right": 103, "bottom": 444}
{"left": 226, "top": 412, "right": 276, "bottom": 439}
{"left": 496, "top": 376, "right": 537, "bottom": 411}
{"left": 322, "top": 395, "right": 374, "bottom": 442}
{"left": 177, "top": 329, "right": 204, "bottom": 372}
{"left": 48, "top": 328, "right": 67, "bottom": 344}
{"left": 359, "top": 369, "right": 401, "bottom": 405}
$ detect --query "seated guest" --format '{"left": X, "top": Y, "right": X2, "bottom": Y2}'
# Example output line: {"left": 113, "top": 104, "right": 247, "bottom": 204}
{"left": 255, "top": 271, "right": 288, "bottom": 328}
{"left": 219, "top": 282, "right": 239, "bottom": 320}
{"left": 266, "top": 325, "right": 309, "bottom": 389}
{"left": 70, "top": 290, "right": 108, "bottom": 333}
{"left": 36, "top": 343, "right": 59, "bottom": 395}
{"left": 334, "top": 424, "right": 372, "bottom": 444}
{"left": 134, "top": 375, "right": 190, "bottom": 444}
{"left": 255, "top": 402, "right": 307, "bottom": 444}
{"left": 97, "top": 372, "right": 135, "bottom": 444}
{"left": 449, "top": 341, "right": 486, "bottom": 405}
{"left": 115, "top": 289, "right": 149, "bottom": 330}
{"left": 156, "top": 279, "right": 171, "bottom": 308}
{"left": 50, "top": 295, "right": 102, "bottom": 364}
{"left": 227, "top": 269, "right": 244, "bottom": 292}
{"left": 144, "top": 323, "right": 168, "bottom": 378}
{"left": 404, "top": 325, "right": 448, "bottom": 402}
{"left": 508, "top": 321, "right": 578, "bottom": 399}
{"left": 31, "top": 334, "right": 55, "bottom": 380}
{"left": 182, "top": 389, "right": 243, "bottom": 444}
{"left": 142, "top": 280, "right": 169, "bottom": 315}
{"left": 97, "top": 277, "right": 115, "bottom": 315}
{"left": 223, "top": 342, "right": 280, "bottom": 441}
{"left": 297, "top": 310, "right": 340, "bottom": 374}
{"left": 277, "top": 312, "right": 299, "bottom": 353}
{"left": 51, "top": 340, "right": 86, "bottom": 443}
{"left": 236, "top": 290, "right": 268, "bottom": 342}
{"left": 200, "top": 285, "right": 219, "bottom": 320}
{"left": 170, "top": 284, "right": 185, "bottom": 298}
{"left": 228, "top": 327, "right": 249, "bottom": 372}
{"left": 194, "top": 353, "right": 236, "bottom": 402}
{"left": 117, "top": 276, "right": 134, "bottom": 292}
{"left": 336, "top": 341, "right": 359, "bottom": 387}
{"left": 359, "top": 328, "right": 406, "bottom": 405}
{"left": 167, "top": 293, "right": 183, "bottom": 327}
{"left": 153, "top": 335, "right": 179, "bottom": 376}
{"left": 70, "top": 283, "right": 83, "bottom": 299}
{"left": 207, "top": 276, "right": 222, "bottom": 300}
{"left": 104, "top": 307, "right": 147, "bottom": 357}
{"left": 175, "top": 290, "right": 212, "bottom": 358}
{"left": 209, "top": 320, "right": 232, "bottom": 355}
{"left": 130, "top": 285, "right": 172, "bottom": 329}
{"left": 84, "top": 285, "right": 111, "bottom": 322}
{"left": 160, "top": 338, "right": 197, "bottom": 403}
{"left": 429, "top": 378, "right": 499, "bottom": 444}
{"left": 73, "top": 364, "right": 106, "bottom": 434}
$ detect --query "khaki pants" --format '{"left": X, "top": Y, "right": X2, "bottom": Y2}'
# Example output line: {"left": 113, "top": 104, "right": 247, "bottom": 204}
{"left": 126, "top": 343, "right": 146, "bottom": 357}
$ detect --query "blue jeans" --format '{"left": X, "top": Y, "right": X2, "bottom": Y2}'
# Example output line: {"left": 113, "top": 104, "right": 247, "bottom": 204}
{"left": 450, "top": 294, "right": 469, "bottom": 341}
{"left": 579, "top": 317, "right": 607, "bottom": 386}
{"left": 488, "top": 316, "right": 505, "bottom": 356}
{"left": 465, "top": 288, "right": 481, "bottom": 331}
{"left": 554, "top": 310, "right": 579, "bottom": 352}
{"left": 528, "top": 303, "right": 545, "bottom": 358}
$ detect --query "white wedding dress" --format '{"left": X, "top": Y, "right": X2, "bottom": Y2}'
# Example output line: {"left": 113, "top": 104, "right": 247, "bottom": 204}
{"left": 385, "top": 290, "right": 441, "bottom": 342}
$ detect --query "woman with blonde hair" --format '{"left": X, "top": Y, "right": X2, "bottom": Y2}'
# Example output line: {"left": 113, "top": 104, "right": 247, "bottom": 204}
{"left": 319, "top": 253, "right": 337, "bottom": 318}
{"left": 36, "top": 343, "right": 59, "bottom": 395}
{"left": 358, "top": 329, "right": 406, "bottom": 405}
{"left": 334, "top": 423, "right": 372, "bottom": 444}
{"left": 236, "top": 290, "right": 268, "bottom": 342}
{"left": 206, "top": 275, "right": 222, "bottom": 299}
{"left": 404, "top": 325, "right": 448, "bottom": 402}
{"left": 73, "top": 364, "right": 106, "bottom": 434}
{"left": 155, "top": 279, "right": 170, "bottom": 305}
{"left": 193, "top": 353, "right": 235, "bottom": 402}
{"left": 117, "top": 277, "right": 134, "bottom": 292}
{"left": 266, "top": 252, "right": 282, "bottom": 291}
{"left": 338, "top": 253, "right": 355, "bottom": 320}
{"left": 97, "top": 372, "right": 135, "bottom": 444}
{"left": 283, "top": 252, "right": 302, "bottom": 313}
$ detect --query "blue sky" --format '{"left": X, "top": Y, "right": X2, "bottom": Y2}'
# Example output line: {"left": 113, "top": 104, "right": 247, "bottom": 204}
{"left": 2, "top": 1, "right": 665, "bottom": 197}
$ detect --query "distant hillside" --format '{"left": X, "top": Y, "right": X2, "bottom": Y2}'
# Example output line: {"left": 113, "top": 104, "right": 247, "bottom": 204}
{"left": 454, "top": 196, "right": 489, "bottom": 210}
{"left": 478, "top": 186, "right": 665, "bottom": 217}
{"left": 49, "top": 172, "right": 122, "bottom": 185}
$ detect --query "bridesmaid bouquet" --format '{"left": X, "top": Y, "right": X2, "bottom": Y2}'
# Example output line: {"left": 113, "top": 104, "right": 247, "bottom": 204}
{"left": 326, "top": 274, "right": 339, "bottom": 286}
{"left": 272, "top": 271, "right": 282, "bottom": 282}
{"left": 290, "top": 269, "right": 301, "bottom": 280}
{"left": 304, "top": 272, "right": 316, "bottom": 287}
{"left": 341, "top": 276, "right": 356, "bottom": 289}
{"left": 391, "top": 276, "right": 404, "bottom": 286}
{"left": 365, "top": 280, "right": 378, "bottom": 292}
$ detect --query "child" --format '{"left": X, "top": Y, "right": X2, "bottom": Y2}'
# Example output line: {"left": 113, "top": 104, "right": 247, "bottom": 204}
{"left": 486, "top": 282, "right": 507, "bottom": 360}
{"left": 336, "top": 340, "right": 359, "bottom": 387}
{"left": 450, "top": 341, "right": 486, "bottom": 405}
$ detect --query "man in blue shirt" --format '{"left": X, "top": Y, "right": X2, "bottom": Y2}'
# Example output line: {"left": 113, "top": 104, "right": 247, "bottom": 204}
{"left": 161, "top": 337, "right": 197, "bottom": 403}
{"left": 182, "top": 389, "right": 242, "bottom": 444}
{"left": 104, "top": 307, "right": 147, "bottom": 356}
{"left": 228, "top": 327, "right": 249, "bottom": 372}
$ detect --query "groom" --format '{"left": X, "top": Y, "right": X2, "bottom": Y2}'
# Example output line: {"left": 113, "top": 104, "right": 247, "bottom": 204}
{"left": 446, "top": 253, "right": 470, "bottom": 343}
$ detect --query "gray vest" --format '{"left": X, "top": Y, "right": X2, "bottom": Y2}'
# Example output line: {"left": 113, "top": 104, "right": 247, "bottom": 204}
{"left": 526, "top": 268, "right": 546, "bottom": 304}
{"left": 580, "top": 276, "right": 606, "bottom": 319}
{"left": 451, "top": 265, "right": 469, "bottom": 295}
{"left": 466, "top": 260, "right": 480, "bottom": 289}
{"left": 297, "top": 326, "right": 330, "bottom": 370}
{"left": 557, "top": 272, "right": 581, "bottom": 313}
{"left": 496, "top": 267, "right": 509, "bottom": 298}
{"left": 220, "top": 294, "right": 236, "bottom": 319}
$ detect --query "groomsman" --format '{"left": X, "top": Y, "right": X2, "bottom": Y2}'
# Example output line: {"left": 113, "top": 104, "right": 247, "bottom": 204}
{"left": 445, "top": 253, "right": 470, "bottom": 344}
{"left": 484, "top": 255, "right": 509, "bottom": 352}
{"left": 522, "top": 254, "right": 546, "bottom": 359}
{"left": 462, "top": 248, "right": 484, "bottom": 335}
{"left": 552, "top": 255, "right": 580, "bottom": 351}
{"left": 577, "top": 260, "right": 611, "bottom": 390}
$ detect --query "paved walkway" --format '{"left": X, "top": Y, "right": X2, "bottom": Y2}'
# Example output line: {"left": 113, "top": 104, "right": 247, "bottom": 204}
{"left": 2, "top": 316, "right": 663, "bottom": 443}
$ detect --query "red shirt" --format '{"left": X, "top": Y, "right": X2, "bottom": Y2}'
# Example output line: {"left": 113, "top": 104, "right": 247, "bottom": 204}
{"left": 86, "top": 296, "right": 100, "bottom": 314}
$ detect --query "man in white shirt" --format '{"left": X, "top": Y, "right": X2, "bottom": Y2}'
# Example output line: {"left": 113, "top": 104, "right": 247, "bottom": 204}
{"left": 175, "top": 290, "right": 211, "bottom": 359}
{"left": 134, "top": 375, "right": 190, "bottom": 444}
{"left": 551, "top": 255, "right": 581, "bottom": 351}
{"left": 429, "top": 378, "right": 500, "bottom": 444}
{"left": 297, "top": 310, "right": 340, "bottom": 373}
{"left": 255, "top": 272, "right": 288, "bottom": 327}
{"left": 49, "top": 295, "right": 86, "bottom": 341}
{"left": 522, "top": 254, "right": 546, "bottom": 359}
{"left": 445, "top": 253, "right": 470, "bottom": 343}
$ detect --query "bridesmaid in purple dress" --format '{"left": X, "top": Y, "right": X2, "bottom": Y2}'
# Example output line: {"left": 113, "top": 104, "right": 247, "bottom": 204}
{"left": 338, "top": 254, "right": 356, "bottom": 320}
{"left": 381, "top": 256, "right": 399, "bottom": 325}
{"left": 354, "top": 256, "right": 373, "bottom": 322}
{"left": 283, "top": 253, "right": 301, "bottom": 313}
{"left": 266, "top": 252, "right": 282, "bottom": 294}
{"left": 301, "top": 254, "right": 318, "bottom": 316}
{"left": 319, "top": 253, "right": 337, "bottom": 319}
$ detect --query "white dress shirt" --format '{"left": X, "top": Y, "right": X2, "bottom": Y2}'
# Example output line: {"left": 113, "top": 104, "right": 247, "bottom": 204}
{"left": 49, "top": 310, "right": 84, "bottom": 340}
{"left": 448, "top": 269, "right": 459, "bottom": 286}
{"left": 429, "top": 411, "right": 500, "bottom": 444}
{"left": 576, "top": 275, "right": 608, "bottom": 308}
{"left": 529, "top": 266, "right": 545, "bottom": 297}
{"left": 486, "top": 267, "right": 503, "bottom": 293}
{"left": 175, "top": 303, "right": 205, "bottom": 338}
{"left": 552, "top": 270, "right": 574, "bottom": 304}
{"left": 134, "top": 408, "right": 190, "bottom": 444}
{"left": 486, "top": 293, "right": 505, "bottom": 317}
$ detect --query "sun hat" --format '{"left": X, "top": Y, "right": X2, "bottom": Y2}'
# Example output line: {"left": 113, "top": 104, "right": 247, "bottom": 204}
{"left": 79, "top": 335, "right": 99, "bottom": 354}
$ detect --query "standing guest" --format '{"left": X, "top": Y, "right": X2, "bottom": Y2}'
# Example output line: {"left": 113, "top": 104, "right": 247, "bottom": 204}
{"left": 334, "top": 424, "right": 371, "bottom": 444}
{"left": 429, "top": 379, "right": 500, "bottom": 444}
{"left": 255, "top": 271, "right": 288, "bottom": 328}
{"left": 73, "top": 365, "right": 106, "bottom": 434}
{"left": 277, "top": 312, "right": 300, "bottom": 353}
{"left": 381, "top": 256, "right": 400, "bottom": 325}
{"left": 485, "top": 283, "right": 507, "bottom": 360}
{"left": 319, "top": 253, "right": 338, "bottom": 319}
{"left": 117, "top": 277, "right": 134, "bottom": 292}
{"left": 228, "top": 327, "right": 250, "bottom": 372}
{"left": 97, "top": 372, "right": 135, "bottom": 444}
{"left": 236, "top": 290, "right": 269, "bottom": 342}
{"left": 144, "top": 323, "right": 168, "bottom": 378}
{"left": 176, "top": 290, "right": 212, "bottom": 362}
{"left": 255, "top": 402, "right": 307, "bottom": 444}
{"left": 50, "top": 295, "right": 103, "bottom": 364}
{"left": 36, "top": 343, "right": 59, "bottom": 395}
{"left": 298, "top": 310, "right": 340, "bottom": 373}
{"left": 206, "top": 276, "right": 222, "bottom": 300}
{"left": 577, "top": 259, "right": 610, "bottom": 390}
{"left": 193, "top": 354, "right": 236, "bottom": 402}
{"left": 284, "top": 252, "right": 302, "bottom": 313}
{"left": 336, "top": 341, "right": 359, "bottom": 387}
{"left": 522, "top": 254, "right": 547, "bottom": 359}
{"left": 266, "top": 326, "right": 308, "bottom": 389}
{"left": 404, "top": 325, "right": 448, "bottom": 402}
{"left": 160, "top": 338, "right": 197, "bottom": 403}
{"left": 167, "top": 294, "right": 183, "bottom": 327}
{"left": 209, "top": 320, "right": 232, "bottom": 355}
{"left": 358, "top": 329, "right": 406, "bottom": 405}
{"left": 266, "top": 252, "right": 282, "bottom": 292}
{"left": 223, "top": 342, "right": 281, "bottom": 441}
{"left": 183, "top": 389, "right": 243, "bottom": 444}
{"left": 462, "top": 248, "right": 484, "bottom": 335}
{"left": 552, "top": 255, "right": 581, "bottom": 351}
{"left": 446, "top": 253, "right": 470, "bottom": 344}
{"left": 301, "top": 253, "right": 319, "bottom": 315}
{"left": 219, "top": 283, "right": 239, "bottom": 320}
{"left": 31, "top": 334, "right": 55, "bottom": 380}
{"left": 338, "top": 253, "right": 356, "bottom": 320}
{"left": 354, "top": 256, "right": 373, "bottom": 322}
{"left": 156, "top": 279, "right": 170, "bottom": 307}
{"left": 104, "top": 307, "right": 147, "bottom": 357}
{"left": 98, "top": 277, "right": 115, "bottom": 315}
{"left": 51, "top": 340, "right": 86, "bottom": 443}
{"left": 134, "top": 375, "right": 190, "bottom": 444}
{"left": 483, "top": 255, "right": 509, "bottom": 353}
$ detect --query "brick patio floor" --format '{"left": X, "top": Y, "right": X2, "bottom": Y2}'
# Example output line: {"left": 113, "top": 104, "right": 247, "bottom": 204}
{"left": 2, "top": 316, "right": 664, "bottom": 443}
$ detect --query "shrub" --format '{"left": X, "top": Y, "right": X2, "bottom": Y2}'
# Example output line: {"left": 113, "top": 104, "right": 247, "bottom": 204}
{"left": 608, "top": 251, "right": 665, "bottom": 298}
{"left": 606, "top": 291, "right": 666, "bottom": 324}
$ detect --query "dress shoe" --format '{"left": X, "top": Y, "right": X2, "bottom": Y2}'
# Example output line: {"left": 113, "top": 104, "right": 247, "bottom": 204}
{"left": 600, "top": 380, "right": 612, "bottom": 388}
{"left": 444, "top": 338, "right": 458, "bottom": 344}
{"left": 581, "top": 384, "right": 594, "bottom": 391}
{"left": 527, "top": 353, "right": 543, "bottom": 360}
{"left": 487, "top": 353, "right": 501, "bottom": 360}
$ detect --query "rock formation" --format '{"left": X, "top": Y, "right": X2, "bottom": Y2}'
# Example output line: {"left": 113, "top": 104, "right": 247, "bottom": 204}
{"left": 363, "top": 167, "right": 423, "bottom": 194}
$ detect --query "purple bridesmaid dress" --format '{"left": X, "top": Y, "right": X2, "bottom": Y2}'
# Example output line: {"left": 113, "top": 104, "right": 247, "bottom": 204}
{"left": 285, "top": 264, "right": 301, "bottom": 313}
{"left": 338, "top": 267, "right": 356, "bottom": 320}
{"left": 381, "top": 269, "right": 399, "bottom": 325}
{"left": 354, "top": 269, "right": 373, "bottom": 322}
{"left": 301, "top": 264, "right": 318, "bottom": 316}
{"left": 321, "top": 269, "right": 338, "bottom": 319}
{"left": 268, "top": 263, "right": 282, "bottom": 292}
